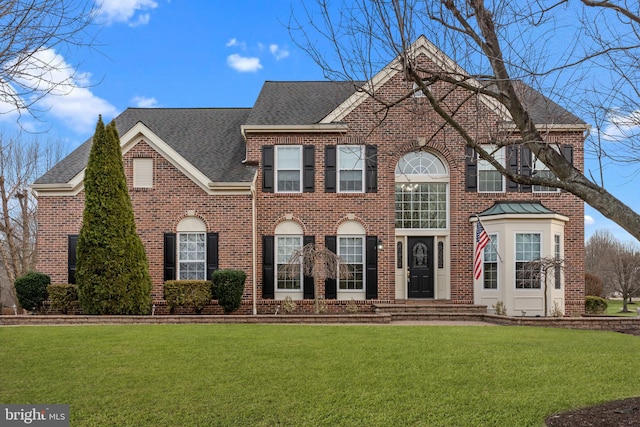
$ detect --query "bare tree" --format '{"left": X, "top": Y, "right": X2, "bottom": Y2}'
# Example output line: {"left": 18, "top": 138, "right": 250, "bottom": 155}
{"left": 0, "top": 133, "right": 62, "bottom": 310}
{"left": 608, "top": 240, "right": 640, "bottom": 312}
{"left": 524, "top": 257, "right": 564, "bottom": 317}
{"left": 281, "top": 243, "right": 350, "bottom": 313}
{"left": 585, "top": 229, "right": 618, "bottom": 294}
{"left": 0, "top": 0, "right": 96, "bottom": 121}
{"left": 290, "top": 0, "right": 640, "bottom": 241}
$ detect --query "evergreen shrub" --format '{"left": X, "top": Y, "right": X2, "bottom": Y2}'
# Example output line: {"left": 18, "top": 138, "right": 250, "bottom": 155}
{"left": 212, "top": 270, "right": 246, "bottom": 314}
{"left": 48, "top": 284, "right": 79, "bottom": 314}
{"left": 15, "top": 272, "right": 50, "bottom": 312}
{"left": 585, "top": 296, "right": 608, "bottom": 314}
{"left": 164, "top": 280, "right": 212, "bottom": 314}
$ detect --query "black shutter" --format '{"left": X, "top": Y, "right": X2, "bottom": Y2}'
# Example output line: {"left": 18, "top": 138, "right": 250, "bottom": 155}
{"left": 561, "top": 145, "right": 574, "bottom": 165}
{"left": 303, "top": 236, "right": 315, "bottom": 299}
{"left": 324, "top": 236, "right": 337, "bottom": 299}
{"left": 365, "top": 145, "right": 378, "bottom": 193}
{"left": 303, "top": 145, "right": 315, "bottom": 193}
{"left": 520, "top": 146, "right": 532, "bottom": 192}
{"left": 164, "top": 233, "right": 176, "bottom": 281}
{"left": 465, "top": 146, "right": 477, "bottom": 192}
{"left": 206, "top": 232, "right": 219, "bottom": 281}
{"left": 366, "top": 236, "right": 378, "bottom": 299}
{"left": 68, "top": 234, "right": 78, "bottom": 284}
{"left": 506, "top": 146, "right": 519, "bottom": 192}
{"left": 325, "top": 145, "right": 336, "bottom": 193}
{"left": 262, "top": 236, "right": 275, "bottom": 299}
{"left": 262, "top": 146, "right": 274, "bottom": 193}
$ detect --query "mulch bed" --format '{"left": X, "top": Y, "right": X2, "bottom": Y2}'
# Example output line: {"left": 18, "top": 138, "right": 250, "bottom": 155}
{"left": 546, "top": 397, "right": 640, "bottom": 426}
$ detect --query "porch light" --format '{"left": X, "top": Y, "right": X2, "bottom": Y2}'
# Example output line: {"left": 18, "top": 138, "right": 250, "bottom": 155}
{"left": 377, "top": 239, "right": 384, "bottom": 251}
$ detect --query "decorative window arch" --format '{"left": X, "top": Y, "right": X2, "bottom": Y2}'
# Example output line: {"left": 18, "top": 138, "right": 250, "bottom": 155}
{"left": 395, "top": 151, "right": 449, "bottom": 230}
{"left": 177, "top": 217, "right": 206, "bottom": 280}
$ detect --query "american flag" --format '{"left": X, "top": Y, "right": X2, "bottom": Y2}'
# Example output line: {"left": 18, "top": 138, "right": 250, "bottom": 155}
{"left": 474, "top": 220, "right": 490, "bottom": 280}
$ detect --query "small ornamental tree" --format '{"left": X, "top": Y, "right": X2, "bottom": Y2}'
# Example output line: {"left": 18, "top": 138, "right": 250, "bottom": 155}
{"left": 76, "top": 117, "right": 152, "bottom": 314}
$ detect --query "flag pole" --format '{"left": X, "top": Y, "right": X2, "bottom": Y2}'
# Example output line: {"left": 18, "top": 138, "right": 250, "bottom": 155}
{"left": 475, "top": 214, "right": 503, "bottom": 262}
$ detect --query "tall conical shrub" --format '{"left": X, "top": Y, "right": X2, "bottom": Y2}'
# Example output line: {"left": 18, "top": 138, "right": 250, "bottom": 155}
{"left": 76, "top": 116, "right": 152, "bottom": 314}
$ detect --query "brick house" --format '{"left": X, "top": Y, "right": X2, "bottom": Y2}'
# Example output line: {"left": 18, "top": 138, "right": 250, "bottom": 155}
{"left": 33, "top": 37, "right": 587, "bottom": 316}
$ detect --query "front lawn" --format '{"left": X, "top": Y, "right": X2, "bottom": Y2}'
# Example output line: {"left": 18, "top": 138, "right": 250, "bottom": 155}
{"left": 605, "top": 299, "right": 639, "bottom": 317}
{"left": 1, "top": 324, "right": 639, "bottom": 426}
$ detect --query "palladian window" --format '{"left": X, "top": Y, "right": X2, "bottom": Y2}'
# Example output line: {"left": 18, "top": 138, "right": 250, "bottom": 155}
{"left": 395, "top": 151, "right": 449, "bottom": 229}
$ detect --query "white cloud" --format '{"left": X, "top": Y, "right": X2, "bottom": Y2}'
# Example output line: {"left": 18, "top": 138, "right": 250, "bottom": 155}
{"left": 0, "top": 48, "right": 118, "bottom": 134}
{"left": 227, "top": 54, "right": 262, "bottom": 73}
{"left": 584, "top": 215, "right": 595, "bottom": 226}
{"left": 600, "top": 109, "right": 640, "bottom": 142}
{"left": 269, "top": 44, "right": 290, "bottom": 60}
{"left": 95, "top": 0, "right": 158, "bottom": 26}
{"left": 226, "top": 38, "right": 247, "bottom": 49}
{"left": 132, "top": 96, "right": 159, "bottom": 108}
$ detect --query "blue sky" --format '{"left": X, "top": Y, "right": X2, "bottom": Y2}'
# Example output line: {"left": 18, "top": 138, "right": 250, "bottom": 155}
{"left": 2, "top": 0, "right": 637, "bottom": 243}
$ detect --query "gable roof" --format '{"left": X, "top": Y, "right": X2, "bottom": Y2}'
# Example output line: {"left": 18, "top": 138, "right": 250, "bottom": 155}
{"left": 34, "top": 108, "right": 256, "bottom": 187}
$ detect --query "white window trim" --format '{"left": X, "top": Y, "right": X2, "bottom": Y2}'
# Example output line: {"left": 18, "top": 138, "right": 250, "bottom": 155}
{"left": 532, "top": 147, "right": 561, "bottom": 193}
{"left": 477, "top": 145, "right": 505, "bottom": 193}
{"left": 275, "top": 145, "right": 302, "bottom": 193}
{"left": 337, "top": 235, "right": 365, "bottom": 293}
{"left": 483, "top": 233, "right": 499, "bottom": 290}
{"left": 514, "top": 232, "right": 542, "bottom": 290}
{"left": 337, "top": 145, "right": 365, "bottom": 193}
{"left": 275, "top": 235, "right": 303, "bottom": 294}
{"left": 177, "top": 232, "right": 206, "bottom": 281}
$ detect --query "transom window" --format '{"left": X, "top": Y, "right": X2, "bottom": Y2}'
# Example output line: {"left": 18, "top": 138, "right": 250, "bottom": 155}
{"left": 338, "top": 236, "right": 364, "bottom": 290}
{"left": 478, "top": 145, "right": 505, "bottom": 192}
{"left": 178, "top": 233, "right": 206, "bottom": 280}
{"left": 276, "top": 146, "right": 302, "bottom": 192}
{"left": 338, "top": 145, "right": 365, "bottom": 192}
{"left": 483, "top": 234, "right": 498, "bottom": 289}
{"left": 276, "top": 236, "right": 302, "bottom": 290}
{"left": 395, "top": 151, "right": 449, "bottom": 230}
{"left": 515, "top": 233, "right": 541, "bottom": 289}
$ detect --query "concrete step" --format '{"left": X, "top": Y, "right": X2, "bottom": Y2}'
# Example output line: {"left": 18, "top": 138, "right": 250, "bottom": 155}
{"left": 373, "top": 302, "right": 487, "bottom": 315}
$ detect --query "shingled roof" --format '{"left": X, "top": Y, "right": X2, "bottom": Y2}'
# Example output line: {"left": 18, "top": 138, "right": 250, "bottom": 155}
{"left": 35, "top": 108, "right": 255, "bottom": 185}
{"left": 35, "top": 77, "right": 584, "bottom": 187}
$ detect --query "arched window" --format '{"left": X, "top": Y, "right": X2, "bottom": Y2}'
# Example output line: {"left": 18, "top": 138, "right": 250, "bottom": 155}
{"left": 177, "top": 217, "right": 206, "bottom": 280}
{"left": 395, "top": 151, "right": 449, "bottom": 229}
{"left": 337, "top": 220, "right": 366, "bottom": 293}
{"left": 275, "top": 221, "right": 303, "bottom": 292}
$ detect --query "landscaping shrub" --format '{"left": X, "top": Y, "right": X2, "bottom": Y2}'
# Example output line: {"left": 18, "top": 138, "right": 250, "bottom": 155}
{"left": 48, "top": 284, "right": 79, "bottom": 314}
{"left": 163, "top": 280, "right": 212, "bottom": 314}
{"left": 585, "top": 295, "right": 608, "bottom": 314}
{"left": 585, "top": 273, "right": 604, "bottom": 297}
{"left": 212, "top": 269, "right": 246, "bottom": 314}
{"left": 15, "top": 272, "right": 51, "bottom": 312}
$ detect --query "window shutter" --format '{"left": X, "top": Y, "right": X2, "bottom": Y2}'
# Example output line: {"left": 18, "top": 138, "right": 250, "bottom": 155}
{"left": 465, "top": 146, "right": 477, "bottom": 192}
{"left": 520, "top": 146, "right": 532, "bottom": 192}
{"left": 262, "top": 236, "right": 275, "bottom": 299}
{"left": 303, "top": 145, "right": 315, "bottom": 193}
{"left": 262, "top": 146, "right": 274, "bottom": 193}
{"left": 324, "top": 236, "right": 337, "bottom": 299}
{"left": 303, "top": 236, "right": 315, "bottom": 299}
{"left": 506, "top": 146, "right": 519, "bottom": 192}
{"left": 365, "top": 236, "right": 378, "bottom": 299}
{"left": 68, "top": 235, "right": 78, "bottom": 284}
{"left": 206, "top": 232, "right": 219, "bottom": 281}
{"left": 325, "top": 145, "right": 336, "bottom": 193}
{"left": 164, "top": 233, "right": 176, "bottom": 281}
{"left": 365, "top": 145, "right": 378, "bottom": 193}
{"left": 561, "top": 145, "right": 574, "bottom": 165}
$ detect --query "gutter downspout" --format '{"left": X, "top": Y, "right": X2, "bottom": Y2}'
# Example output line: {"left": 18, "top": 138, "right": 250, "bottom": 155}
{"left": 251, "top": 180, "right": 257, "bottom": 315}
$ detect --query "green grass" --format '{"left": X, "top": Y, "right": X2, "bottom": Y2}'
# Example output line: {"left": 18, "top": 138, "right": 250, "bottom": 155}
{"left": 605, "top": 299, "right": 639, "bottom": 317}
{"left": 2, "top": 325, "right": 640, "bottom": 426}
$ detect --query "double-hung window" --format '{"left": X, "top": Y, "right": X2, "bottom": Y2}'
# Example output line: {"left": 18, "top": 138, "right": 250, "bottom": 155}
{"left": 276, "top": 146, "right": 302, "bottom": 192}
{"left": 338, "top": 236, "right": 364, "bottom": 290}
{"left": 478, "top": 145, "right": 505, "bottom": 192}
{"left": 178, "top": 232, "right": 206, "bottom": 280}
{"left": 338, "top": 145, "right": 364, "bottom": 192}
{"left": 276, "top": 236, "right": 302, "bottom": 290}
{"left": 533, "top": 147, "right": 561, "bottom": 193}
{"left": 483, "top": 234, "right": 498, "bottom": 289}
{"left": 515, "top": 233, "right": 541, "bottom": 289}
